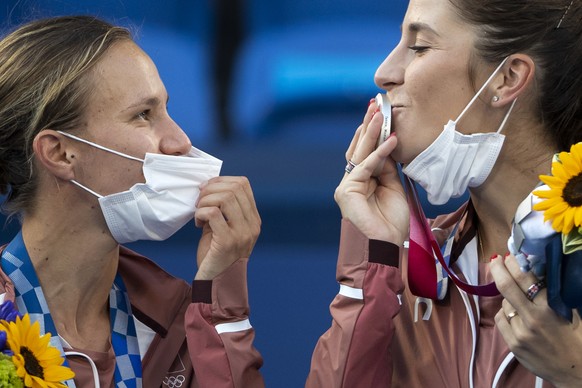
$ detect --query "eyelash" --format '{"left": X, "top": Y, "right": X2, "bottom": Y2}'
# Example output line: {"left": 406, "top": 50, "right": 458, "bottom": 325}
{"left": 137, "top": 110, "right": 150, "bottom": 120}
{"left": 408, "top": 45, "right": 430, "bottom": 54}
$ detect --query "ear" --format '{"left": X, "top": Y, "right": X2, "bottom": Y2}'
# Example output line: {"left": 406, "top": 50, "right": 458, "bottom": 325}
{"left": 32, "top": 130, "right": 78, "bottom": 181}
{"left": 492, "top": 54, "right": 536, "bottom": 107}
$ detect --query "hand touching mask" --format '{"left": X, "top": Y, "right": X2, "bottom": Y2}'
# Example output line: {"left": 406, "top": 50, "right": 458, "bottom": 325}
{"left": 58, "top": 131, "right": 222, "bottom": 243}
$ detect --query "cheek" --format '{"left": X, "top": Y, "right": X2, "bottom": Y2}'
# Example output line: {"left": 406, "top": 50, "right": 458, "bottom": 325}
{"left": 94, "top": 158, "right": 145, "bottom": 196}
{"left": 393, "top": 136, "right": 435, "bottom": 165}
{"left": 392, "top": 112, "right": 448, "bottom": 165}
{"left": 116, "top": 160, "right": 145, "bottom": 186}
{"left": 391, "top": 113, "right": 442, "bottom": 165}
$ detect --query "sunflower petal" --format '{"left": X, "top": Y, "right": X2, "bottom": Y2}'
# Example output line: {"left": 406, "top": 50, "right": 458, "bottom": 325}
{"left": 23, "top": 372, "right": 33, "bottom": 387}
{"left": 45, "top": 383, "right": 69, "bottom": 388}
{"left": 534, "top": 197, "right": 565, "bottom": 211}
{"left": 31, "top": 374, "right": 50, "bottom": 388}
{"left": 538, "top": 175, "right": 566, "bottom": 189}
{"left": 552, "top": 219, "right": 563, "bottom": 233}
{"left": 575, "top": 207, "right": 582, "bottom": 228}
{"left": 546, "top": 189, "right": 565, "bottom": 198}
{"left": 42, "top": 365, "right": 75, "bottom": 381}
{"left": 559, "top": 151, "right": 578, "bottom": 173}
{"left": 533, "top": 188, "right": 559, "bottom": 200}
{"left": 552, "top": 161, "right": 570, "bottom": 181}
{"left": 544, "top": 201, "right": 570, "bottom": 218}
{"left": 562, "top": 208, "right": 576, "bottom": 234}
{"left": 571, "top": 143, "right": 582, "bottom": 166}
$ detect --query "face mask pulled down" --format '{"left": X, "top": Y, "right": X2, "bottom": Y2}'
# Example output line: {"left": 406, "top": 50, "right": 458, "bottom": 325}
{"left": 58, "top": 131, "right": 222, "bottom": 244}
{"left": 402, "top": 58, "right": 517, "bottom": 205}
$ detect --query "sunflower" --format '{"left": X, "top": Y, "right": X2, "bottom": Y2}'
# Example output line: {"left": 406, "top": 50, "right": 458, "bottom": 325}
{"left": 1, "top": 315, "right": 74, "bottom": 388}
{"left": 534, "top": 142, "right": 582, "bottom": 234}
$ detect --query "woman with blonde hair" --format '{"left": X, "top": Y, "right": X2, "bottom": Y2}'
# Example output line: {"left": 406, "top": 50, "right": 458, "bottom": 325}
{"left": 0, "top": 16, "right": 264, "bottom": 387}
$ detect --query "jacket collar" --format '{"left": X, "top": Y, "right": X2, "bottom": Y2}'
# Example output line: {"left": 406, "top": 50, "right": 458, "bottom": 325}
{"left": 118, "top": 246, "right": 191, "bottom": 337}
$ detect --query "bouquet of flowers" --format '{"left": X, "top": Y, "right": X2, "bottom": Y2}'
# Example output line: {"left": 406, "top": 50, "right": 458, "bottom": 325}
{"left": 508, "top": 142, "right": 582, "bottom": 321}
{"left": 0, "top": 300, "right": 74, "bottom": 388}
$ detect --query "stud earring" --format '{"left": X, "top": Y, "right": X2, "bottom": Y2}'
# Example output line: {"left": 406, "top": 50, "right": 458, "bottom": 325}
{"left": 492, "top": 96, "right": 500, "bottom": 102}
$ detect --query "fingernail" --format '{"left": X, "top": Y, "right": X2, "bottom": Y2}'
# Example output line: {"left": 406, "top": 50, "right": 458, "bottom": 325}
{"left": 490, "top": 254, "right": 498, "bottom": 261}
{"left": 389, "top": 132, "right": 396, "bottom": 139}
{"left": 368, "top": 98, "right": 375, "bottom": 107}
{"left": 504, "top": 252, "right": 510, "bottom": 258}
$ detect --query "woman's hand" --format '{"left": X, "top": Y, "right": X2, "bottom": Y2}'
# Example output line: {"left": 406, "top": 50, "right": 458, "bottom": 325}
{"left": 194, "top": 176, "right": 261, "bottom": 280}
{"left": 334, "top": 101, "right": 409, "bottom": 245}
{"left": 491, "top": 254, "right": 582, "bottom": 387}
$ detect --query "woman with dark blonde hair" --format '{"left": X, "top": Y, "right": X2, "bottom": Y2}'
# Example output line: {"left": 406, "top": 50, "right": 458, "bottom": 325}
{"left": 308, "top": 0, "right": 582, "bottom": 386}
{"left": 0, "top": 16, "right": 264, "bottom": 387}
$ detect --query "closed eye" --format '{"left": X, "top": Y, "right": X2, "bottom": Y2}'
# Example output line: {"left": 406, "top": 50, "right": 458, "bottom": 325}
{"left": 408, "top": 45, "right": 430, "bottom": 54}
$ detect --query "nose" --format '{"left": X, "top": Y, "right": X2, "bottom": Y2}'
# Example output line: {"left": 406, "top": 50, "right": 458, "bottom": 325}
{"left": 374, "top": 43, "right": 407, "bottom": 91}
{"left": 159, "top": 117, "right": 192, "bottom": 156}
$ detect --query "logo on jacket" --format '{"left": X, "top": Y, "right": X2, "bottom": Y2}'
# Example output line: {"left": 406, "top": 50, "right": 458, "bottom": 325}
{"left": 163, "top": 375, "right": 185, "bottom": 388}
{"left": 163, "top": 354, "right": 187, "bottom": 387}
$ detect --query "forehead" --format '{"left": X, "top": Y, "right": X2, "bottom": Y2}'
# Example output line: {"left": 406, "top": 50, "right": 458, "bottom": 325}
{"left": 86, "top": 40, "right": 164, "bottom": 110}
{"left": 405, "top": 0, "right": 466, "bottom": 34}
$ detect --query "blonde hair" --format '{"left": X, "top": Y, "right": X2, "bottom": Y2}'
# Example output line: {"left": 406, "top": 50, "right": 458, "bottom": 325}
{"left": 0, "top": 16, "right": 132, "bottom": 217}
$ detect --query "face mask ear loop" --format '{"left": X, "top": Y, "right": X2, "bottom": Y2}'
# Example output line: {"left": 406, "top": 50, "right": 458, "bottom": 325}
{"left": 496, "top": 98, "right": 518, "bottom": 134}
{"left": 455, "top": 57, "right": 510, "bottom": 124}
{"left": 57, "top": 131, "right": 145, "bottom": 163}
{"left": 70, "top": 179, "right": 104, "bottom": 199}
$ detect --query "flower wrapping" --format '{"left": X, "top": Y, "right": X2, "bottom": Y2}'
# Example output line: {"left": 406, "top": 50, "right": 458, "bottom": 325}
{"left": 508, "top": 143, "right": 582, "bottom": 321}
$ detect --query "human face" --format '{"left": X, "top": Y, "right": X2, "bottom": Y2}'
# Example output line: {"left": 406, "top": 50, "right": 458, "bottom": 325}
{"left": 72, "top": 40, "right": 192, "bottom": 196}
{"left": 374, "top": 0, "right": 491, "bottom": 163}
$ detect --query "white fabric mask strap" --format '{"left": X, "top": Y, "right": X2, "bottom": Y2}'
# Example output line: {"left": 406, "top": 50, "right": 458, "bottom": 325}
{"left": 496, "top": 98, "right": 518, "bottom": 134}
{"left": 57, "top": 131, "right": 144, "bottom": 163}
{"left": 455, "top": 57, "right": 509, "bottom": 123}
{"left": 70, "top": 179, "right": 104, "bottom": 198}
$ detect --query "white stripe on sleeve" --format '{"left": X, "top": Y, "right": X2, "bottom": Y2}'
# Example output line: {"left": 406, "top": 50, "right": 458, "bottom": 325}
{"left": 339, "top": 284, "right": 364, "bottom": 300}
{"left": 215, "top": 319, "right": 252, "bottom": 334}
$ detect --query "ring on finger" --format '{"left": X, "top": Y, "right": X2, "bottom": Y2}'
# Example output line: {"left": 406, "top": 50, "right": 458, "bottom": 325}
{"left": 526, "top": 279, "right": 546, "bottom": 302}
{"left": 345, "top": 159, "right": 358, "bottom": 174}
{"left": 507, "top": 310, "right": 518, "bottom": 322}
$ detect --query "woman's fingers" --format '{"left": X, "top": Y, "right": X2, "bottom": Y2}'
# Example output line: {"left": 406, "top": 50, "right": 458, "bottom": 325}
{"left": 195, "top": 176, "right": 261, "bottom": 253}
{"left": 346, "top": 100, "right": 380, "bottom": 163}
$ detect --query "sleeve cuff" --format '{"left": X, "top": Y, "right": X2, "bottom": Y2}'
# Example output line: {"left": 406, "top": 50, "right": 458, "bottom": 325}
{"left": 369, "top": 239, "right": 400, "bottom": 268}
{"left": 192, "top": 280, "right": 213, "bottom": 303}
{"left": 207, "top": 258, "right": 251, "bottom": 321}
{"left": 337, "top": 219, "right": 401, "bottom": 289}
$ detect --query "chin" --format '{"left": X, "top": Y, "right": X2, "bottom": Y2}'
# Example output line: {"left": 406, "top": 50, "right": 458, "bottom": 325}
{"left": 390, "top": 144, "right": 409, "bottom": 165}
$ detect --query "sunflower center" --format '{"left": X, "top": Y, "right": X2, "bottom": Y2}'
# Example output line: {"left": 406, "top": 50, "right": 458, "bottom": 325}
{"left": 21, "top": 346, "right": 44, "bottom": 379}
{"left": 563, "top": 173, "right": 582, "bottom": 207}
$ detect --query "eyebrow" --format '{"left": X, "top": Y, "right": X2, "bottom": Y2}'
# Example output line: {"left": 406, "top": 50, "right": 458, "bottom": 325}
{"left": 122, "top": 96, "right": 169, "bottom": 112}
{"left": 407, "top": 22, "right": 441, "bottom": 37}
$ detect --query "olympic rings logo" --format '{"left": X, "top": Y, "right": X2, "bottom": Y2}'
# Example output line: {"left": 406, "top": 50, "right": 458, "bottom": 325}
{"left": 163, "top": 375, "right": 186, "bottom": 388}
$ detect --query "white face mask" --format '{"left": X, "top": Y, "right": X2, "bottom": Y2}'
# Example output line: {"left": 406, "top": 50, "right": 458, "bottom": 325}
{"left": 402, "top": 58, "right": 517, "bottom": 205}
{"left": 57, "top": 131, "right": 222, "bottom": 243}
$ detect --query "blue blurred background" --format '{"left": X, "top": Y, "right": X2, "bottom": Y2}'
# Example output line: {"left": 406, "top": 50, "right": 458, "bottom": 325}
{"left": 0, "top": 1, "right": 467, "bottom": 386}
